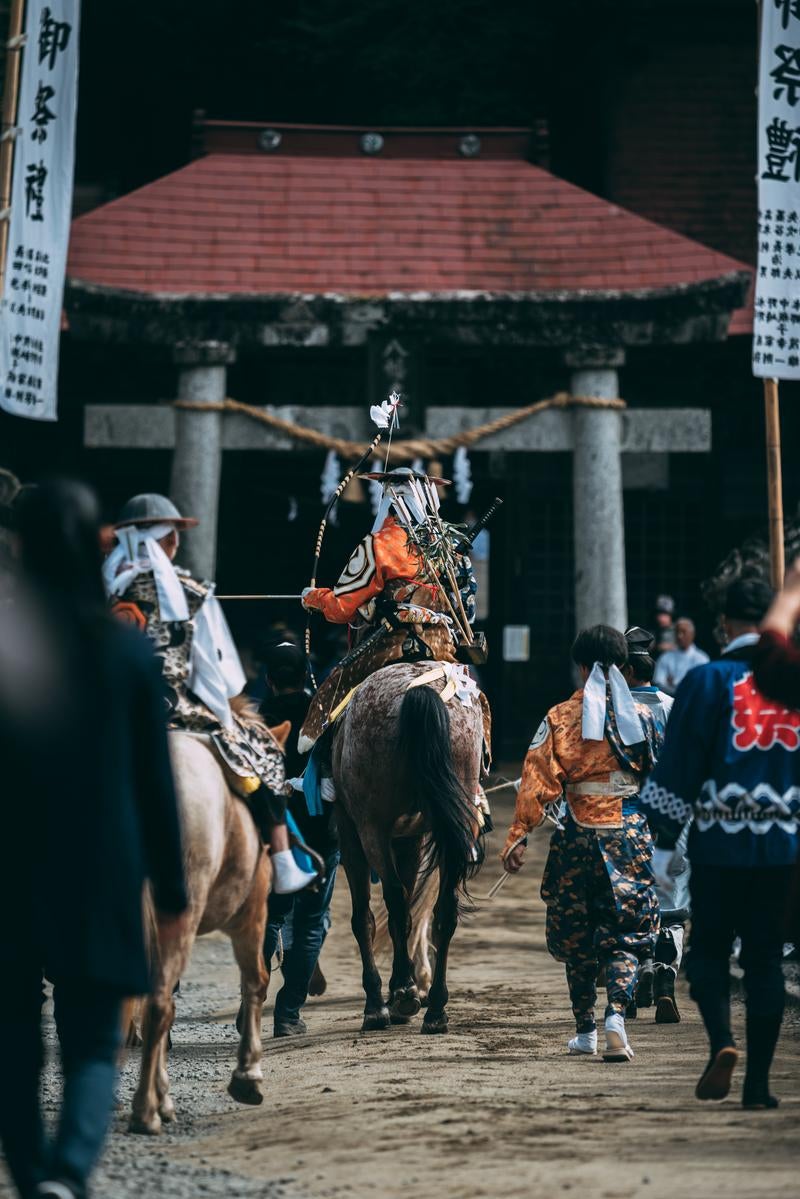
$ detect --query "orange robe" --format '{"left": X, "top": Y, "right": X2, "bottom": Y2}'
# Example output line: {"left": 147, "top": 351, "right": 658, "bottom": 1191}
{"left": 503, "top": 690, "right": 654, "bottom": 855}
{"left": 303, "top": 516, "right": 438, "bottom": 624}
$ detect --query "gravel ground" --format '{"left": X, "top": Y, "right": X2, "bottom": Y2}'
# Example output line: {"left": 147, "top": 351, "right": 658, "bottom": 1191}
{"left": 0, "top": 933, "right": 308, "bottom": 1199}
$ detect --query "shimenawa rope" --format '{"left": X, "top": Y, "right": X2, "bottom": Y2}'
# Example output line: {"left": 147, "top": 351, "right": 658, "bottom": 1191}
{"left": 173, "top": 391, "right": 625, "bottom": 461}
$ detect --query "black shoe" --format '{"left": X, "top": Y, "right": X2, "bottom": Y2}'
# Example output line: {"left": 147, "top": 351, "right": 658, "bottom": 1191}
{"left": 274, "top": 1016, "right": 308, "bottom": 1038}
{"left": 742, "top": 1086, "right": 780, "bottom": 1111}
{"left": 695, "top": 1046, "right": 739, "bottom": 1100}
{"left": 654, "top": 968, "right": 680, "bottom": 1024}
{"left": 635, "top": 965, "right": 654, "bottom": 1008}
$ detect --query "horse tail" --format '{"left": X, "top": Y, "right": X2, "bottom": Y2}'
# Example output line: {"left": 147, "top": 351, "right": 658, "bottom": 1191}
{"left": 396, "top": 685, "right": 483, "bottom": 900}
{"left": 373, "top": 838, "right": 438, "bottom": 957}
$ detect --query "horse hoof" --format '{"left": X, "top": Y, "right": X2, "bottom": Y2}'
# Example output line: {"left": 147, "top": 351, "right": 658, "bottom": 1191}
{"left": 361, "top": 1007, "right": 390, "bottom": 1032}
{"left": 228, "top": 1074, "right": 264, "bottom": 1106}
{"left": 128, "top": 1114, "right": 162, "bottom": 1136}
{"left": 159, "top": 1101, "right": 177, "bottom": 1124}
{"left": 421, "top": 1013, "right": 449, "bottom": 1035}
{"left": 389, "top": 987, "right": 421, "bottom": 1021}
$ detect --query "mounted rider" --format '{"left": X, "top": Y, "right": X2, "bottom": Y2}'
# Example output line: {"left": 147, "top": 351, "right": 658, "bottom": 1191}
{"left": 102, "top": 492, "right": 316, "bottom": 895}
{"left": 298, "top": 466, "right": 490, "bottom": 756}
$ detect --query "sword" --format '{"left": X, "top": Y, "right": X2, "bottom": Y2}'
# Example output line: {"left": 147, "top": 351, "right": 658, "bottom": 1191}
{"left": 452, "top": 496, "right": 504, "bottom": 554}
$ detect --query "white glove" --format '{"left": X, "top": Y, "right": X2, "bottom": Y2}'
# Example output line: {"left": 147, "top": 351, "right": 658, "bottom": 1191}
{"left": 300, "top": 586, "right": 315, "bottom": 611}
{"left": 651, "top": 847, "right": 678, "bottom": 895}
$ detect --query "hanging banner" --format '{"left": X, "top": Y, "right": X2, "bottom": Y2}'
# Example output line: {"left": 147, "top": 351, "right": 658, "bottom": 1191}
{"left": 0, "top": 0, "right": 80, "bottom": 420}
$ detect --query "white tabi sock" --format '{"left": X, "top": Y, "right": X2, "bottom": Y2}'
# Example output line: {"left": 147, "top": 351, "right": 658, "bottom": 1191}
{"left": 605, "top": 1012, "right": 628, "bottom": 1043}
{"left": 568, "top": 1029, "right": 598, "bottom": 1055}
{"left": 272, "top": 850, "right": 317, "bottom": 895}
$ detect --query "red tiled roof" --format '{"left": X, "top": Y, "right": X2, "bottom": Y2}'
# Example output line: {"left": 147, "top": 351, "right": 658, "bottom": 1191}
{"left": 67, "top": 146, "right": 750, "bottom": 304}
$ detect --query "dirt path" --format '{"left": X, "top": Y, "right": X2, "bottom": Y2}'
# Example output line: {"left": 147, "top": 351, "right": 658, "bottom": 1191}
{"left": 3, "top": 795, "right": 798, "bottom": 1199}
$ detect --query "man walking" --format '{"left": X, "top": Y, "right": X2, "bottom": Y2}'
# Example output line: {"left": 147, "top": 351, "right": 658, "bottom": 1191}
{"left": 640, "top": 578, "right": 800, "bottom": 1109}
{"left": 653, "top": 616, "right": 709, "bottom": 696}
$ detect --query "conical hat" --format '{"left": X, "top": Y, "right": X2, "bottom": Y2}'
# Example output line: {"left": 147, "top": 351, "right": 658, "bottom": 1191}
{"left": 114, "top": 492, "right": 198, "bottom": 530}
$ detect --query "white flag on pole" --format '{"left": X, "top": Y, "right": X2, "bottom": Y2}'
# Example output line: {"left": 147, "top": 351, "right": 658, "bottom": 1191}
{"left": 0, "top": 0, "right": 80, "bottom": 420}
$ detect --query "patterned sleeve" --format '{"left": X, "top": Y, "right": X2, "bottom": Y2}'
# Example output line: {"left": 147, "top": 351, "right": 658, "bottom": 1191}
{"left": 502, "top": 715, "right": 566, "bottom": 856}
{"left": 303, "top": 533, "right": 383, "bottom": 623}
{"left": 639, "top": 663, "right": 724, "bottom": 846}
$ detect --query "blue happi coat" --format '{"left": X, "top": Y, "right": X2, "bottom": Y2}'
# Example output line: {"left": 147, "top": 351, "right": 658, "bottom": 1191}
{"left": 639, "top": 635, "right": 800, "bottom": 868}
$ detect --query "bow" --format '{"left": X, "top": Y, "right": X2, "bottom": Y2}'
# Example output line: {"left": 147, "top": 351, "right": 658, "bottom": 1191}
{"left": 304, "top": 393, "right": 401, "bottom": 687}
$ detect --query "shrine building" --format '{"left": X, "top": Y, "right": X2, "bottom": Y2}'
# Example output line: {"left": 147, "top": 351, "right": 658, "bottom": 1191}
{"left": 27, "top": 121, "right": 757, "bottom": 750}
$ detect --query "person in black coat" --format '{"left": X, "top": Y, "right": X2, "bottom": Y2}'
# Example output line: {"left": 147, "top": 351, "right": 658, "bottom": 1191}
{"left": 0, "top": 480, "right": 187, "bottom": 1199}
{"left": 258, "top": 643, "right": 339, "bottom": 1036}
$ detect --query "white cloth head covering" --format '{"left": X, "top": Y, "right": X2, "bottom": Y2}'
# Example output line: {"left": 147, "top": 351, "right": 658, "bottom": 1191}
{"left": 582, "top": 662, "right": 644, "bottom": 746}
{"left": 102, "top": 523, "right": 189, "bottom": 622}
{"left": 371, "top": 475, "right": 440, "bottom": 534}
{"left": 189, "top": 594, "right": 246, "bottom": 730}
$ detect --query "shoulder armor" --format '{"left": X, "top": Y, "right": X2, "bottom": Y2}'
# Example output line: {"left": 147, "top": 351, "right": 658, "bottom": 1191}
{"left": 178, "top": 573, "right": 211, "bottom": 599}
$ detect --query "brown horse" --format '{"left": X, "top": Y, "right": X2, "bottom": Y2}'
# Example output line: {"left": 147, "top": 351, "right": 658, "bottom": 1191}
{"left": 332, "top": 662, "right": 485, "bottom": 1034}
{"left": 130, "top": 729, "right": 283, "bottom": 1134}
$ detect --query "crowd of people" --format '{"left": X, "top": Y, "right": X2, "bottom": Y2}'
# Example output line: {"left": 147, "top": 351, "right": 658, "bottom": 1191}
{"left": 503, "top": 577, "right": 800, "bottom": 1108}
{"left": 1, "top": 471, "right": 799, "bottom": 1198}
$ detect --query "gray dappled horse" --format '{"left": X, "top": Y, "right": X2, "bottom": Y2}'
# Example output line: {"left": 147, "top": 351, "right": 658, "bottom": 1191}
{"left": 332, "top": 662, "right": 485, "bottom": 1034}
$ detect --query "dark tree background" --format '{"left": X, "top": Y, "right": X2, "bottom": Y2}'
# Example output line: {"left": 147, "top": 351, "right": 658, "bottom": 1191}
{"left": 0, "top": 0, "right": 752, "bottom": 203}
{"left": 72, "top": 0, "right": 639, "bottom": 194}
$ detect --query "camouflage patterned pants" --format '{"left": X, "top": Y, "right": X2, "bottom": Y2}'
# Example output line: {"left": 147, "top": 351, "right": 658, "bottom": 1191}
{"left": 541, "top": 812, "right": 659, "bottom": 1031}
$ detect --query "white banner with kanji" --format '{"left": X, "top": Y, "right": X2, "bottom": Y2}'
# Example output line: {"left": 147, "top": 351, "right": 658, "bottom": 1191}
{"left": 0, "top": 0, "right": 80, "bottom": 420}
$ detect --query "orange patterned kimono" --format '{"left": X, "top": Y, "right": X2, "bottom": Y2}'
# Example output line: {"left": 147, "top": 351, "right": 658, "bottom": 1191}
{"left": 503, "top": 688, "right": 660, "bottom": 1032}
{"left": 300, "top": 516, "right": 459, "bottom": 748}
{"left": 503, "top": 690, "right": 650, "bottom": 855}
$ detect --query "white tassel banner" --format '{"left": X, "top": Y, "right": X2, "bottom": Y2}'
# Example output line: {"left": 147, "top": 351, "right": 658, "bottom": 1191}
{"left": 453, "top": 446, "right": 473, "bottom": 504}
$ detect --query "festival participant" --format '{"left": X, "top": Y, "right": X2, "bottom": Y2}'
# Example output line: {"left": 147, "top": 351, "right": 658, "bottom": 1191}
{"left": 753, "top": 557, "right": 800, "bottom": 710}
{"left": 0, "top": 481, "right": 187, "bottom": 1199}
{"left": 259, "top": 643, "right": 339, "bottom": 1036}
{"left": 639, "top": 577, "right": 800, "bottom": 1109}
{"left": 653, "top": 616, "right": 709, "bottom": 696}
{"left": 753, "top": 560, "right": 800, "bottom": 949}
{"left": 624, "top": 626, "right": 687, "bottom": 1023}
{"left": 104, "top": 493, "right": 315, "bottom": 895}
{"left": 502, "top": 625, "right": 662, "bottom": 1063}
{"left": 299, "top": 465, "right": 487, "bottom": 752}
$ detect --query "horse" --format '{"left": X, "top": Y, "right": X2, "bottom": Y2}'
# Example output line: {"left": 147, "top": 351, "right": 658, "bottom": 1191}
{"left": 129, "top": 727, "right": 285, "bottom": 1134}
{"left": 373, "top": 853, "right": 439, "bottom": 1002}
{"left": 332, "top": 662, "right": 485, "bottom": 1034}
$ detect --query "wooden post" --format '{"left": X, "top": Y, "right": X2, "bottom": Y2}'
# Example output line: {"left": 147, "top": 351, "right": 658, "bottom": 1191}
{"left": 0, "top": 0, "right": 26, "bottom": 299}
{"left": 764, "top": 377, "right": 785, "bottom": 589}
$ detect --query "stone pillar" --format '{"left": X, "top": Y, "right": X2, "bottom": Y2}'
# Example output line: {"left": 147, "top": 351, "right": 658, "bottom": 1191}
{"left": 568, "top": 350, "right": 628, "bottom": 634}
{"left": 170, "top": 341, "right": 235, "bottom": 580}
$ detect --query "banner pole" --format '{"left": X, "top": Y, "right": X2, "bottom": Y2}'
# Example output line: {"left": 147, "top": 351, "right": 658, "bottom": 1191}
{"left": 0, "top": 0, "right": 27, "bottom": 299}
{"left": 764, "top": 377, "right": 785, "bottom": 589}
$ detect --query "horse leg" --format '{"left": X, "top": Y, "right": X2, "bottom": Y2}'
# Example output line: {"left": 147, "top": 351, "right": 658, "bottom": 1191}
{"left": 155, "top": 1035, "right": 175, "bottom": 1124}
{"left": 385, "top": 838, "right": 422, "bottom": 1024}
{"left": 227, "top": 856, "right": 270, "bottom": 1106}
{"left": 130, "top": 987, "right": 176, "bottom": 1134}
{"left": 421, "top": 874, "right": 458, "bottom": 1036}
{"left": 338, "top": 805, "right": 389, "bottom": 1031}
{"left": 130, "top": 923, "right": 191, "bottom": 1134}
{"left": 412, "top": 911, "right": 434, "bottom": 1005}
